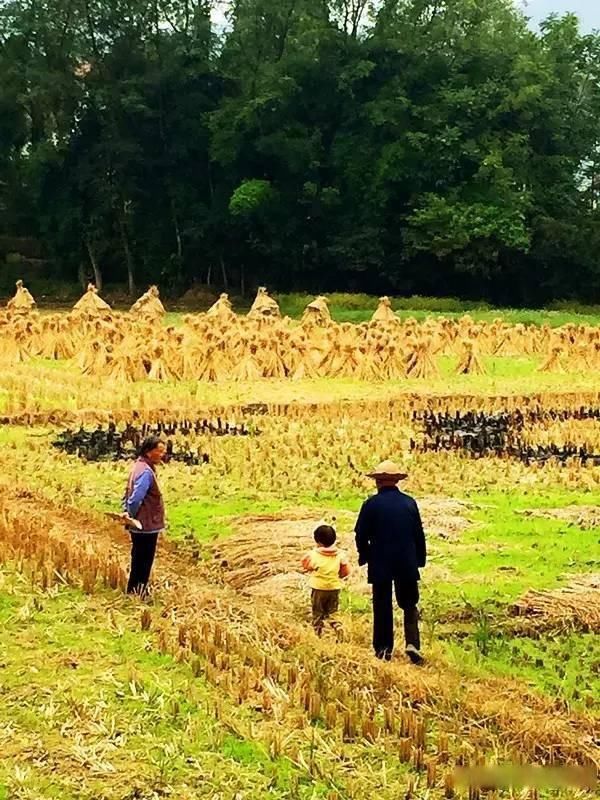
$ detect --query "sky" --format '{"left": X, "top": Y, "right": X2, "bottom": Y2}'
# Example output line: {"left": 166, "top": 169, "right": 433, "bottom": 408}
{"left": 211, "top": 2, "right": 600, "bottom": 33}
{"left": 521, "top": 0, "right": 600, "bottom": 30}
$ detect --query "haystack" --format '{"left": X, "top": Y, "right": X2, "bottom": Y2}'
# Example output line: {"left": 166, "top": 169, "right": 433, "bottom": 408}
{"left": 355, "top": 336, "right": 384, "bottom": 381}
{"left": 455, "top": 340, "right": 487, "bottom": 375}
{"left": 512, "top": 575, "right": 600, "bottom": 632}
{"left": 206, "top": 293, "right": 236, "bottom": 324}
{"left": 231, "top": 337, "right": 263, "bottom": 381}
{"left": 73, "top": 283, "right": 112, "bottom": 316}
{"left": 248, "top": 287, "right": 280, "bottom": 320}
{"left": 39, "top": 319, "right": 61, "bottom": 360}
{"left": 538, "top": 345, "right": 567, "bottom": 373}
{"left": 6, "top": 280, "right": 36, "bottom": 314}
{"left": 301, "top": 295, "right": 331, "bottom": 327}
{"left": 80, "top": 340, "right": 110, "bottom": 375}
{"left": 0, "top": 327, "right": 31, "bottom": 364}
{"left": 130, "top": 285, "right": 165, "bottom": 319}
{"left": 197, "top": 337, "right": 230, "bottom": 382}
{"left": 105, "top": 345, "right": 148, "bottom": 383}
{"left": 405, "top": 338, "right": 439, "bottom": 379}
{"left": 376, "top": 338, "right": 406, "bottom": 380}
{"left": 180, "top": 331, "right": 204, "bottom": 380}
{"left": 371, "top": 296, "right": 397, "bottom": 324}
{"left": 147, "top": 341, "right": 179, "bottom": 382}
{"left": 334, "top": 341, "right": 361, "bottom": 377}
{"left": 287, "top": 332, "right": 320, "bottom": 379}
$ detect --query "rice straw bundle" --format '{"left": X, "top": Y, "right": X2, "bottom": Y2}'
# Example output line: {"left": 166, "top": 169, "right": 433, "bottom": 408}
{"left": 247, "top": 287, "right": 281, "bottom": 320}
{"left": 6, "top": 280, "right": 36, "bottom": 314}
{"left": 73, "top": 283, "right": 112, "bottom": 316}
{"left": 206, "top": 293, "right": 236, "bottom": 324}
{"left": 130, "top": 285, "right": 166, "bottom": 319}
{"left": 371, "top": 296, "right": 397, "bottom": 324}
{"left": 406, "top": 338, "right": 439, "bottom": 379}
{"left": 512, "top": 576, "right": 600, "bottom": 632}
{"left": 455, "top": 340, "right": 487, "bottom": 375}
{"left": 538, "top": 346, "right": 567, "bottom": 373}
{"left": 301, "top": 295, "right": 331, "bottom": 328}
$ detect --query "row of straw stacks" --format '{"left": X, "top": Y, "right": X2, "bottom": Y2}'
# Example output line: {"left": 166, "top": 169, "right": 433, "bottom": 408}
{"left": 2, "top": 281, "right": 600, "bottom": 382}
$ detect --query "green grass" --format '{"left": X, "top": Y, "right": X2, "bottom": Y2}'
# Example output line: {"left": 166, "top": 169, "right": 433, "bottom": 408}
{"left": 162, "top": 294, "right": 600, "bottom": 327}
{"left": 423, "top": 488, "right": 600, "bottom": 608}
{"left": 0, "top": 570, "right": 333, "bottom": 800}
{"left": 443, "top": 631, "right": 600, "bottom": 713}
{"left": 414, "top": 487, "right": 600, "bottom": 713}
{"left": 167, "top": 496, "right": 290, "bottom": 542}
{"left": 275, "top": 293, "right": 600, "bottom": 326}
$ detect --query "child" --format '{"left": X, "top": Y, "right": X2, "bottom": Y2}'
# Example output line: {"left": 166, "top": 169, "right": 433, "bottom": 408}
{"left": 301, "top": 524, "right": 350, "bottom": 639}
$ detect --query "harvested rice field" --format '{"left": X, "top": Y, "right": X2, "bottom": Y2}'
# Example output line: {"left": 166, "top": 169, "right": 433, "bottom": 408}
{"left": 0, "top": 288, "right": 599, "bottom": 799}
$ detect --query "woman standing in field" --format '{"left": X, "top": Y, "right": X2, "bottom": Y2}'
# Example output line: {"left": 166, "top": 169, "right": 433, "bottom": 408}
{"left": 122, "top": 436, "right": 167, "bottom": 598}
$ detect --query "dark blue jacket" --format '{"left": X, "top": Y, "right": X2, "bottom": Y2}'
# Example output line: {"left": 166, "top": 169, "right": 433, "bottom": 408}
{"left": 355, "top": 487, "right": 426, "bottom": 584}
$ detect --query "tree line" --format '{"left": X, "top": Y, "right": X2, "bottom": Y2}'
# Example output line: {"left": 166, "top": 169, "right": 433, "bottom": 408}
{"left": 1, "top": 0, "right": 599, "bottom": 304}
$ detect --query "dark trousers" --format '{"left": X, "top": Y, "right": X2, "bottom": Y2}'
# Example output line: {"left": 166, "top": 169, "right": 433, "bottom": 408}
{"left": 311, "top": 589, "right": 341, "bottom": 635}
{"left": 371, "top": 578, "right": 420, "bottom": 656}
{"left": 127, "top": 532, "right": 159, "bottom": 597}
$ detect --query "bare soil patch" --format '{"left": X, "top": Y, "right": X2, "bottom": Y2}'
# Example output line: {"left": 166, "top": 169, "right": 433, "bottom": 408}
{"left": 419, "top": 497, "right": 474, "bottom": 540}
{"left": 520, "top": 506, "right": 600, "bottom": 529}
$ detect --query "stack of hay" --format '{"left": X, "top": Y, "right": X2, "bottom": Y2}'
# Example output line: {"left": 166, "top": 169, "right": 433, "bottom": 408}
{"left": 301, "top": 295, "right": 331, "bottom": 328}
{"left": 371, "top": 296, "right": 397, "bottom": 324}
{"left": 247, "top": 287, "right": 280, "bottom": 320}
{"left": 73, "top": 284, "right": 112, "bottom": 317}
{"left": 6, "top": 280, "right": 36, "bottom": 315}
{"left": 206, "top": 293, "right": 237, "bottom": 325}
{"left": 455, "top": 340, "right": 487, "bottom": 375}
{"left": 130, "top": 285, "right": 166, "bottom": 320}
{"left": 512, "top": 575, "right": 600, "bottom": 632}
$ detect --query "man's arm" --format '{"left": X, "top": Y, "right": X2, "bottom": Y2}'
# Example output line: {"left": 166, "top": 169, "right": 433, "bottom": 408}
{"left": 413, "top": 501, "right": 426, "bottom": 568}
{"left": 355, "top": 502, "right": 372, "bottom": 566}
{"left": 126, "top": 469, "right": 153, "bottom": 518}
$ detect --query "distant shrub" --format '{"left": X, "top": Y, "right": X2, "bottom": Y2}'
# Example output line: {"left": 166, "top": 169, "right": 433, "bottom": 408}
{"left": 5, "top": 252, "right": 25, "bottom": 266}
{"left": 392, "top": 295, "right": 492, "bottom": 313}
{"left": 179, "top": 287, "right": 219, "bottom": 310}
{"left": 548, "top": 299, "right": 600, "bottom": 316}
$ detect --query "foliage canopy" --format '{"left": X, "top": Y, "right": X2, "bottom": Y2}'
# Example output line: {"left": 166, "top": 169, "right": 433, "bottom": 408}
{"left": 1, "top": 0, "right": 599, "bottom": 303}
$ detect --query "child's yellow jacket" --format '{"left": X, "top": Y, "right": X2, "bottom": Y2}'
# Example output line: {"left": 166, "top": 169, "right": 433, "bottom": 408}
{"left": 301, "top": 546, "right": 351, "bottom": 591}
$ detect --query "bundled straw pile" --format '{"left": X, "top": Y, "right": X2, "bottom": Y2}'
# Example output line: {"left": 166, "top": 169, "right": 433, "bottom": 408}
{"left": 512, "top": 575, "right": 600, "bottom": 632}
{"left": 6, "top": 280, "right": 36, "bottom": 315}
{"left": 3, "top": 282, "right": 600, "bottom": 383}
{"left": 130, "top": 284, "right": 165, "bottom": 319}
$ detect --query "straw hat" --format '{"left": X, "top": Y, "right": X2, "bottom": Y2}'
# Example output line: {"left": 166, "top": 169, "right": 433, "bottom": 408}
{"left": 366, "top": 460, "right": 408, "bottom": 480}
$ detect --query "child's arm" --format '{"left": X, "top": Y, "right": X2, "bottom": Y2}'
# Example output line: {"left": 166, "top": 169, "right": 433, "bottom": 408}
{"left": 301, "top": 552, "right": 315, "bottom": 572}
{"left": 339, "top": 553, "right": 351, "bottom": 579}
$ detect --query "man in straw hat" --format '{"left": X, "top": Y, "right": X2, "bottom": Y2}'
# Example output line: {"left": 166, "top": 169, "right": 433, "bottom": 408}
{"left": 355, "top": 460, "right": 426, "bottom": 664}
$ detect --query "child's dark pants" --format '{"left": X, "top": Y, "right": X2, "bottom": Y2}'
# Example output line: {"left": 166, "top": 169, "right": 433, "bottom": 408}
{"left": 311, "top": 589, "right": 342, "bottom": 635}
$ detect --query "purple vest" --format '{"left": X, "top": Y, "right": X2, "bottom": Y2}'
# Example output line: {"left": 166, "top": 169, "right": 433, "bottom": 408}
{"left": 126, "top": 457, "right": 165, "bottom": 532}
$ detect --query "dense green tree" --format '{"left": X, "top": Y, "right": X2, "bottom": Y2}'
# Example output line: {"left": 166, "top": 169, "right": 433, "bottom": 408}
{"left": 0, "top": 0, "right": 599, "bottom": 303}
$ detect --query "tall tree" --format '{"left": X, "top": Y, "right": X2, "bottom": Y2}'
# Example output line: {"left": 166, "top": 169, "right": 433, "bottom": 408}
{"left": 1, "top": 0, "right": 599, "bottom": 303}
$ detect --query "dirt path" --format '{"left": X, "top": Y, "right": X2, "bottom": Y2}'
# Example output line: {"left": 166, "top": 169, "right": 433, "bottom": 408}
{"left": 1, "top": 487, "right": 598, "bottom": 773}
